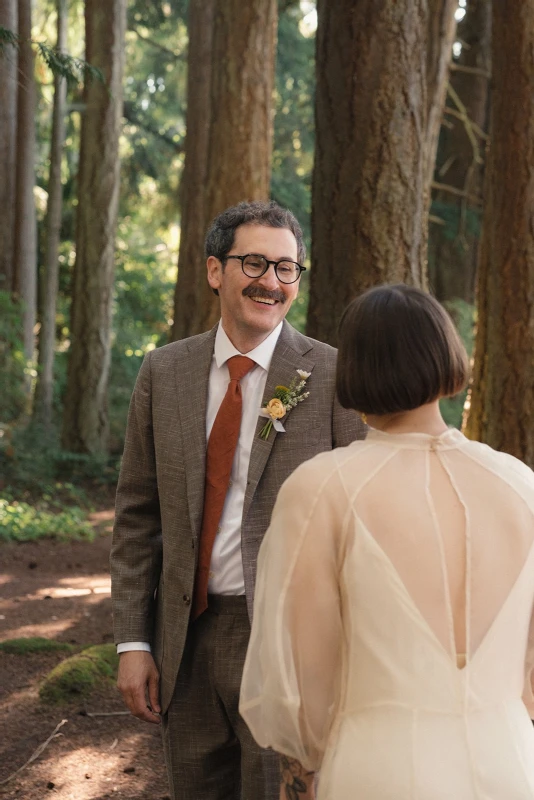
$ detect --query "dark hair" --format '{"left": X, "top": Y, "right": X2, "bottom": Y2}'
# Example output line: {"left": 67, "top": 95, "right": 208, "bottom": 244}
{"left": 205, "top": 200, "right": 306, "bottom": 264}
{"left": 336, "top": 284, "right": 469, "bottom": 415}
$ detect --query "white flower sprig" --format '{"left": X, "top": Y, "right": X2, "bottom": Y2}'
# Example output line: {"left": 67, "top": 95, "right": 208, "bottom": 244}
{"left": 259, "top": 369, "right": 311, "bottom": 440}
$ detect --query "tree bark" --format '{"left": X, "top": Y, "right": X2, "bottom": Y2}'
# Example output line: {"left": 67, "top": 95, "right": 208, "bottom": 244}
{"left": 170, "top": 0, "right": 215, "bottom": 342}
{"left": 170, "top": 0, "right": 278, "bottom": 339}
{"left": 61, "top": 0, "right": 127, "bottom": 454}
{"left": 464, "top": 0, "right": 534, "bottom": 467}
{"left": 307, "top": 0, "right": 432, "bottom": 345}
{"left": 428, "top": 0, "right": 491, "bottom": 303}
{"left": 425, "top": 0, "right": 457, "bottom": 193}
{"left": 34, "top": 0, "right": 68, "bottom": 427}
{"left": 0, "top": 0, "right": 18, "bottom": 293}
{"left": 12, "top": 0, "right": 37, "bottom": 369}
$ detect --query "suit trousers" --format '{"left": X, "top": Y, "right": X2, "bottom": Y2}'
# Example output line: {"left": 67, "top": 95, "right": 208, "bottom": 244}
{"left": 162, "top": 595, "right": 280, "bottom": 800}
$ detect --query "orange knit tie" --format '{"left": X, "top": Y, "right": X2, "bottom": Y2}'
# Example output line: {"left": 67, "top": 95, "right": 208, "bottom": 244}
{"left": 192, "top": 355, "right": 256, "bottom": 619}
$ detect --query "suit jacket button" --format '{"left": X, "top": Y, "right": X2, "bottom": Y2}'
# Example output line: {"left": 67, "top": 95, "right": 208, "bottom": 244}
{"left": 183, "top": 594, "right": 191, "bottom": 605}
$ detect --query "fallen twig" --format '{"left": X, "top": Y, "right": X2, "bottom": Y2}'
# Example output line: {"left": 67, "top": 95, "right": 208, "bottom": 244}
{"left": 85, "top": 710, "right": 131, "bottom": 717}
{"left": 0, "top": 719, "right": 68, "bottom": 786}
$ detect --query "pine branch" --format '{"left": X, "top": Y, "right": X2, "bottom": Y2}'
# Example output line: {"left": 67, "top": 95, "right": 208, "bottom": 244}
{"left": 36, "top": 43, "right": 103, "bottom": 89}
{"left": 450, "top": 63, "right": 491, "bottom": 79}
{"left": 129, "top": 26, "right": 184, "bottom": 59}
{"left": 122, "top": 103, "right": 184, "bottom": 152}
{"left": 0, "top": 27, "right": 103, "bottom": 88}
{"left": 0, "top": 25, "right": 19, "bottom": 51}
{"left": 431, "top": 180, "right": 483, "bottom": 207}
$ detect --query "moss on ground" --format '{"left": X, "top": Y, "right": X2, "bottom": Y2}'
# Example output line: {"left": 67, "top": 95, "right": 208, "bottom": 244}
{"left": 0, "top": 637, "right": 75, "bottom": 655}
{"left": 39, "top": 643, "right": 119, "bottom": 704}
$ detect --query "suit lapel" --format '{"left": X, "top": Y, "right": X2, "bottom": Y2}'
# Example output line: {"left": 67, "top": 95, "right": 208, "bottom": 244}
{"left": 242, "top": 321, "right": 315, "bottom": 524}
{"left": 174, "top": 326, "right": 216, "bottom": 540}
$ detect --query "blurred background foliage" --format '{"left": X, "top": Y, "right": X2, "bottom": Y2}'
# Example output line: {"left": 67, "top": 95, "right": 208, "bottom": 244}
{"left": 1, "top": 0, "right": 480, "bottom": 530}
{"left": 0, "top": 0, "right": 322, "bottom": 504}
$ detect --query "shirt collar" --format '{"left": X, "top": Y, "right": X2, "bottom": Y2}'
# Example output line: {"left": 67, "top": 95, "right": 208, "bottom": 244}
{"left": 214, "top": 321, "right": 283, "bottom": 373}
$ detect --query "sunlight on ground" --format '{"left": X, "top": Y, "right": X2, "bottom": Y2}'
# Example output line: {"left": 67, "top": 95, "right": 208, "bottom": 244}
{"left": 89, "top": 509, "right": 115, "bottom": 534}
{"left": 38, "top": 587, "right": 93, "bottom": 598}
{"left": 1, "top": 572, "right": 112, "bottom": 640}
{"left": 2, "top": 620, "right": 73, "bottom": 639}
{"left": 33, "top": 576, "right": 111, "bottom": 599}
{"left": 56, "top": 575, "right": 111, "bottom": 590}
{"left": 0, "top": 685, "right": 41, "bottom": 712}
{"left": 25, "top": 732, "right": 155, "bottom": 799}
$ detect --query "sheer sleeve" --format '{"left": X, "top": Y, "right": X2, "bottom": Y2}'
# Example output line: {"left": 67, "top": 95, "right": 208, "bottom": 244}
{"left": 523, "top": 602, "right": 534, "bottom": 718}
{"left": 240, "top": 453, "right": 348, "bottom": 771}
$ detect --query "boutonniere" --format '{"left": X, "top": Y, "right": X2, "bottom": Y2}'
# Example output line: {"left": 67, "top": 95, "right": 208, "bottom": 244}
{"left": 258, "top": 369, "right": 311, "bottom": 440}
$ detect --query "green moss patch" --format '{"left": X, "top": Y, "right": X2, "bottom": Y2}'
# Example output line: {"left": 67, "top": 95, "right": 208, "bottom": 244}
{"left": 39, "top": 644, "right": 119, "bottom": 704}
{"left": 0, "top": 637, "right": 75, "bottom": 655}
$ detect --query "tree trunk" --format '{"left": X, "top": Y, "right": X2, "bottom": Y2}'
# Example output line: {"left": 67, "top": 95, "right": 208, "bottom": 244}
{"left": 170, "top": 0, "right": 215, "bottom": 342}
{"left": 464, "top": 0, "right": 534, "bottom": 467}
{"left": 170, "top": 0, "right": 278, "bottom": 339}
{"left": 428, "top": 0, "right": 491, "bottom": 304}
{"left": 425, "top": 0, "right": 457, "bottom": 192}
{"left": 34, "top": 0, "right": 68, "bottom": 427}
{"left": 0, "top": 0, "right": 18, "bottom": 293}
{"left": 13, "top": 0, "right": 37, "bottom": 369}
{"left": 61, "top": 0, "right": 127, "bottom": 454}
{"left": 307, "top": 0, "right": 432, "bottom": 345}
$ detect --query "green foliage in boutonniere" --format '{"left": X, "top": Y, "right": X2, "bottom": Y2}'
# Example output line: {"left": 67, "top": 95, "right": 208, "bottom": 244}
{"left": 259, "top": 370, "right": 311, "bottom": 440}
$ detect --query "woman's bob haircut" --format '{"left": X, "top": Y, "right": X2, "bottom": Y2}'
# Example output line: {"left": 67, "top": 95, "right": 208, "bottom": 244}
{"left": 336, "top": 284, "right": 470, "bottom": 416}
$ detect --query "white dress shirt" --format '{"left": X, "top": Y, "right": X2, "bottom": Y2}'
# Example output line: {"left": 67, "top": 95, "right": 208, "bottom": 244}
{"left": 117, "top": 321, "right": 283, "bottom": 654}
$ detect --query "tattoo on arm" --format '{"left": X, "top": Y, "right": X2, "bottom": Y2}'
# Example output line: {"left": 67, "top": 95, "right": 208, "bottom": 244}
{"left": 280, "top": 755, "right": 314, "bottom": 799}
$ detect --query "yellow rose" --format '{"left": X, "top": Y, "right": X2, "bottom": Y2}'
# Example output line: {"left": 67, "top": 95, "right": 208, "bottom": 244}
{"left": 266, "top": 398, "right": 286, "bottom": 419}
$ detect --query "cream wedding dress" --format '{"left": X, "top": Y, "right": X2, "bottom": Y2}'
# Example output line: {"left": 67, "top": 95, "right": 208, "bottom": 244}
{"left": 240, "top": 428, "right": 534, "bottom": 799}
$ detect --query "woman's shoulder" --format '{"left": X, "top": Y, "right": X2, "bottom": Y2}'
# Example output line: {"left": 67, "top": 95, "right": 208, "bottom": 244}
{"left": 281, "top": 440, "right": 372, "bottom": 494}
{"left": 460, "top": 437, "right": 534, "bottom": 490}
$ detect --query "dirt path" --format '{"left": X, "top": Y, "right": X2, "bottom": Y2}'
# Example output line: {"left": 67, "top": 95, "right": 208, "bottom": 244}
{"left": 0, "top": 520, "right": 169, "bottom": 799}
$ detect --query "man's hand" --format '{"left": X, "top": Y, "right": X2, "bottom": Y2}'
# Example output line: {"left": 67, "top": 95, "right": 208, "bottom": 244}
{"left": 117, "top": 651, "right": 161, "bottom": 724}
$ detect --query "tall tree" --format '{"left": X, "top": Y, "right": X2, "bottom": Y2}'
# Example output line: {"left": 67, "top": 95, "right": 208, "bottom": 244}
{"left": 0, "top": 0, "right": 17, "bottom": 293}
{"left": 34, "top": 0, "right": 68, "bottom": 426}
{"left": 464, "top": 0, "right": 534, "bottom": 466}
{"left": 307, "top": 0, "right": 456, "bottom": 345}
{"left": 429, "top": 0, "right": 491, "bottom": 303}
{"left": 62, "top": 0, "right": 127, "bottom": 454}
{"left": 170, "top": 0, "right": 215, "bottom": 343}
{"left": 425, "top": 0, "right": 458, "bottom": 192}
{"left": 170, "top": 0, "right": 278, "bottom": 340}
{"left": 12, "top": 0, "right": 37, "bottom": 368}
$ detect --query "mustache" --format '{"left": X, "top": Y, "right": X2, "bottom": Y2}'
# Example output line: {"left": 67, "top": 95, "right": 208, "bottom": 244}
{"left": 242, "top": 285, "right": 286, "bottom": 304}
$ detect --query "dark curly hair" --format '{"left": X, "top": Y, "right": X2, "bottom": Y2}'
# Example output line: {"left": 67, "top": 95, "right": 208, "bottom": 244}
{"left": 205, "top": 200, "right": 306, "bottom": 265}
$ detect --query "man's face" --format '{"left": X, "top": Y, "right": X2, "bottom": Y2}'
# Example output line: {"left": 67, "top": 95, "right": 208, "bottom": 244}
{"left": 207, "top": 224, "right": 300, "bottom": 348}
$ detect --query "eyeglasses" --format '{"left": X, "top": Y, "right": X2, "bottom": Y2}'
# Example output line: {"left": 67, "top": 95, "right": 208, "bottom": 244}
{"left": 223, "top": 253, "right": 306, "bottom": 285}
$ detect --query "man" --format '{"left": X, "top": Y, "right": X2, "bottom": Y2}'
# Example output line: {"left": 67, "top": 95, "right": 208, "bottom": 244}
{"left": 110, "top": 200, "right": 365, "bottom": 800}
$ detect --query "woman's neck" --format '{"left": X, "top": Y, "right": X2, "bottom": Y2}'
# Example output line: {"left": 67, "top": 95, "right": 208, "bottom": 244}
{"left": 366, "top": 401, "right": 448, "bottom": 436}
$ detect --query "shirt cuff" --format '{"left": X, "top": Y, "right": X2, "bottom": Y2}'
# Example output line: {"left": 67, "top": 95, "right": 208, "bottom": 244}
{"left": 116, "top": 641, "right": 151, "bottom": 654}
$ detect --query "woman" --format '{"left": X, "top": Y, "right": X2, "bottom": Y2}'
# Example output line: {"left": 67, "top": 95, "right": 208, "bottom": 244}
{"left": 240, "top": 284, "right": 534, "bottom": 799}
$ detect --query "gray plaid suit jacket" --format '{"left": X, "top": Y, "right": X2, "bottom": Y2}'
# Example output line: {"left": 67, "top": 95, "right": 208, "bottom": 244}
{"left": 110, "top": 320, "right": 366, "bottom": 712}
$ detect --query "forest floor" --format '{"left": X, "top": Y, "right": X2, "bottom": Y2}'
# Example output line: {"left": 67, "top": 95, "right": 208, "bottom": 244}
{"left": 0, "top": 504, "right": 170, "bottom": 800}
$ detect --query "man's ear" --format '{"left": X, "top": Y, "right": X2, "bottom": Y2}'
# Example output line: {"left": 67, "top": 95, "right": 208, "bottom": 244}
{"left": 207, "top": 256, "right": 222, "bottom": 294}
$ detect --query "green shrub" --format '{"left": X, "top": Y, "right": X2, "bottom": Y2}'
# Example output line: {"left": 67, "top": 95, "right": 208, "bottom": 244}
{"left": 0, "top": 494, "right": 94, "bottom": 542}
{"left": 39, "top": 644, "right": 119, "bottom": 704}
{"left": 0, "top": 637, "right": 75, "bottom": 655}
{"left": 0, "top": 421, "right": 120, "bottom": 494}
{"left": 0, "top": 292, "right": 27, "bottom": 422}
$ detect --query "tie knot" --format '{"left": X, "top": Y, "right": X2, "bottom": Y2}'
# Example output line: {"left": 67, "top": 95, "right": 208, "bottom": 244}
{"left": 227, "top": 355, "right": 256, "bottom": 382}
